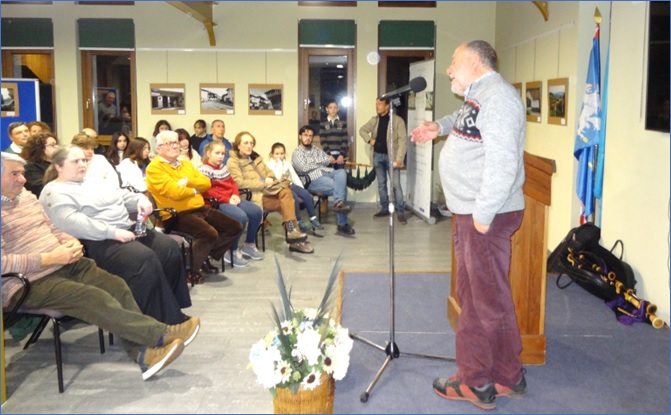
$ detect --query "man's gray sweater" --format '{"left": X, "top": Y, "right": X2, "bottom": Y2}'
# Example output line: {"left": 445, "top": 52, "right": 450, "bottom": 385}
{"left": 435, "top": 72, "right": 526, "bottom": 226}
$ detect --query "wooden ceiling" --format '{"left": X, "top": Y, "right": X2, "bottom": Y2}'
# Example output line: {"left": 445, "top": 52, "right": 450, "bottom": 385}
{"left": 168, "top": 1, "right": 217, "bottom": 46}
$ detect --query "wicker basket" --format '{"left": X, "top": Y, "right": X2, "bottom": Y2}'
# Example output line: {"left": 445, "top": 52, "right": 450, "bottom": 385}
{"left": 273, "top": 373, "right": 335, "bottom": 414}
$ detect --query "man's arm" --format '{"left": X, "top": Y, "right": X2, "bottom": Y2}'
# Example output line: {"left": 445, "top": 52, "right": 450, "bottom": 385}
{"left": 359, "top": 116, "right": 376, "bottom": 144}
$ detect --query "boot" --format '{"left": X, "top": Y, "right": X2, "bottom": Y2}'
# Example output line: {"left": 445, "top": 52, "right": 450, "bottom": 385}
{"left": 289, "top": 241, "right": 314, "bottom": 254}
{"left": 285, "top": 220, "right": 307, "bottom": 244}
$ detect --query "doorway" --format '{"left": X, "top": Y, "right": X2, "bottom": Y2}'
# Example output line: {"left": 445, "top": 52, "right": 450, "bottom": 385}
{"left": 80, "top": 50, "right": 137, "bottom": 146}
{"left": 298, "top": 47, "right": 356, "bottom": 162}
{"left": 1, "top": 49, "right": 56, "bottom": 132}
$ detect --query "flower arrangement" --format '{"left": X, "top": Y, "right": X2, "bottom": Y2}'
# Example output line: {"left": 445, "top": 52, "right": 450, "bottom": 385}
{"left": 249, "top": 256, "right": 354, "bottom": 396}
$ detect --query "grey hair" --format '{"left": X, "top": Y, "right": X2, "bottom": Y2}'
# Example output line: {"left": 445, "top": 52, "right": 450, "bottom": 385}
{"left": 1, "top": 151, "right": 26, "bottom": 175}
{"left": 466, "top": 40, "right": 498, "bottom": 71}
{"left": 211, "top": 119, "right": 225, "bottom": 128}
{"left": 155, "top": 129, "right": 178, "bottom": 146}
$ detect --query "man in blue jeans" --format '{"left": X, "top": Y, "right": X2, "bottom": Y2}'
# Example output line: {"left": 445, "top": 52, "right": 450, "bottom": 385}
{"left": 291, "top": 125, "right": 355, "bottom": 236}
{"left": 359, "top": 98, "right": 408, "bottom": 224}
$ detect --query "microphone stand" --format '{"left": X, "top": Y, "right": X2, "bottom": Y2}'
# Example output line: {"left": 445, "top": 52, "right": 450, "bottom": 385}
{"left": 350, "top": 96, "right": 454, "bottom": 404}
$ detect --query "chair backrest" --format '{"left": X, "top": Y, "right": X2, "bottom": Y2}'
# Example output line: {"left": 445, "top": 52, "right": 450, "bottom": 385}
{"left": 2, "top": 272, "right": 32, "bottom": 328}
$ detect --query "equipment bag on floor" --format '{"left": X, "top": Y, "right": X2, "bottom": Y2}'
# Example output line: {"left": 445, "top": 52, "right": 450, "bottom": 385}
{"left": 548, "top": 222, "right": 636, "bottom": 301}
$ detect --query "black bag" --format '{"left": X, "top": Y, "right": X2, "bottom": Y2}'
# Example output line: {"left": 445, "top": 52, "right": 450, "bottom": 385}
{"left": 548, "top": 223, "right": 637, "bottom": 301}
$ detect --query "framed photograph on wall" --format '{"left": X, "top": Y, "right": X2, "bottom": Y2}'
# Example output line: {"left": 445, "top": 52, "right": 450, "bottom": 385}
{"left": 512, "top": 82, "right": 523, "bottom": 100}
{"left": 547, "top": 78, "right": 568, "bottom": 126}
{"left": 248, "top": 84, "right": 283, "bottom": 115}
{"left": 150, "top": 83, "right": 186, "bottom": 115}
{"left": 200, "top": 83, "right": 234, "bottom": 115}
{"left": 1, "top": 82, "right": 19, "bottom": 117}
{"left": 525, "top": 81, "right": 542, "bottom": 123}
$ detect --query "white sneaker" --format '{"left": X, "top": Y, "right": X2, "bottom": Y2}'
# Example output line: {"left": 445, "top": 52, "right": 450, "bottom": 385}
{"left": 223, "top": 250, "right": 249, "bottom": 268}
{"left": 241, "top": 244, "right": 264, "bottom": 260}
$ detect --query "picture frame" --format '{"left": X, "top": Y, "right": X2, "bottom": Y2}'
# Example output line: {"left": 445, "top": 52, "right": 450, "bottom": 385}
{"left": 200, "top": 83, "right": 234, "bottom": 115}
{"left": 150, "top": 83, "right": 186, "bottom": 115}
{"left": 525, "top": 81, "right": 542, "bottom": 123}
{"left": 547, "top": 77, "right": 568, "bottom": 126}
{"left": 1, "top": 82, "right": 19, "bottom": 117}
{"left": 378, "top": 1, "right": 436, "bottom": 7}
{"left": 512, "top": 82, "right": 523, "bottom": 100}
{"left": 248, "top": 84, "right": 283, "bottom": 116}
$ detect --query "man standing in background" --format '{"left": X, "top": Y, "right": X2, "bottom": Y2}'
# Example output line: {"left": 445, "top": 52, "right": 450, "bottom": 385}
{"left": 318, "top": 100, "right": 348, "bottom": 169}
{"left": 359, "top": 97, "right": 408, "bottom": 224}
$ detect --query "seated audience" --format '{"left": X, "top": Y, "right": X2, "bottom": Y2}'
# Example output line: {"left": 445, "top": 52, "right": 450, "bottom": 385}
{"left": 190, "top": 119, "right": 208, "bottom": 155}
{"left": 150, "top": 120, "right": 172, "bottom": 154}
{"left": 72, "top": 132, "right": 121, "bottom": 187}
{"left": 176, "top": 128, "right": 202, "bottom": 169}
{"left": 199, "top": 140, "right": 264, "bottom": 268}
{"left": 117, "top": 137, "right": 151, "bottom": 192}
{"left": 1, "top": 152, "right": 198, "bottom": 380}
{"left": 105, "top": 131, "right": 130, "bottom": 167}
{"left": 4, "top": 121, "right": 30, "bottom": 156}
{"left": 292, "top": 125, "right": 355, "bottom": 236}
{"left": 198, "top": 119, "right": 231, "bottom": 163}
{"left": 146, "top": 130, "right": 243, "bottom": 284}
{"left": 27, "top": 120, "right": 51, "bottom": 136}
{"left": 20, "top": 132, "right": 59, "bottom": 197}
{"left": 227, "top": 131, "right": 313, "bottom": 254}
{"left": 81, "top": 127, "right": 107, "bottom": 156}
{"left": 267, "top": 142, "right": 322, "bottom": 232}
{"left": 40, "top": 145, "right": 193, "bottom": 326}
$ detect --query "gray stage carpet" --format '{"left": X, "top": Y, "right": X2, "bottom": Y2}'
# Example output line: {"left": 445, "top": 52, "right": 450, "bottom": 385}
{"left": 334, "top": 272, "right": 670, "bottom": 414}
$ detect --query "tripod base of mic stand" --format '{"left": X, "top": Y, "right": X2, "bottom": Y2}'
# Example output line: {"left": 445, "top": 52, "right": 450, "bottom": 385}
{"left": 350, "top": 332, "right": 455, "bottom": 403}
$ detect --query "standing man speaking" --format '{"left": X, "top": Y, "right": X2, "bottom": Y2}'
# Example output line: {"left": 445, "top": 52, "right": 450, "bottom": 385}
{"left": 411, "top": 40, "right": 527, "bottom": 410}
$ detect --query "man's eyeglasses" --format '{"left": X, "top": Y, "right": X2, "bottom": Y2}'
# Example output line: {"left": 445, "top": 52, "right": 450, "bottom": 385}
{"left": 301, "top": 133, "right": 314, "bottom": 138}
{"left": 158, "top": 141, "right": 179, "bottom": 148}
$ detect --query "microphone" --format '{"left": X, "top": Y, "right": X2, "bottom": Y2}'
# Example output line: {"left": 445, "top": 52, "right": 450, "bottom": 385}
{"left": 379, "top": 77, "right": 427, "bottom": 100}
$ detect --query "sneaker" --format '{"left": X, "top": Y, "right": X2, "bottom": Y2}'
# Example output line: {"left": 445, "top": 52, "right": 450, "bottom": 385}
{"left": 162, "top": 316, "right": 200, "bottom": 347}
{"left": 223, "top": 250, "right": 249, "bottom": 268}
{"left": 495, "top": 369, "right": 527, "bottom": 399}
{"left": 309, "top": 218, "right": 323, "bottom": 230}
{"left": 138, "top": 339, "right": 184, "bottom": 381}
{"left": 336, "top": 223, "right": 356, "bottom": 236}
{"left": 433, "top": 376, "right": 496, "bottom": 410}
{"left": 241, "top": 244, "right": 264, "bottom": 260}
{"left": 332, "top": 200, "right": 352, "bottom": 214}
{"left": 298, "top": 220, "right": 310, "bottom": 233}
{"left": 373, "top": 209, "right": 390, "bottom": 218}
{"left": 397, "top": 211, "right": 408, "bottom": 225}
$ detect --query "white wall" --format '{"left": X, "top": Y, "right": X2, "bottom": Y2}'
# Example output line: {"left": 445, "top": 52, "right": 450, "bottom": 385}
{"left": 496, "top": 1, "right": 670, "bottom": 323}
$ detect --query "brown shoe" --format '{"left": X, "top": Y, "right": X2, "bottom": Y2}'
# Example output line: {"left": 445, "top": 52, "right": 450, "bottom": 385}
{"left": 289, "top": 242, "right": 314, "bottom": 254}
{"left": 285, "top": 221, "right": 308, "bottom": 243}
{"left": 332, "top": 200, "right": 352, "bottom": 214}
{"left": 187, "top": 270, "right": 204, "bottom": 285}
{"left": 162, "top": 316, "right": 200, "bottom": 347}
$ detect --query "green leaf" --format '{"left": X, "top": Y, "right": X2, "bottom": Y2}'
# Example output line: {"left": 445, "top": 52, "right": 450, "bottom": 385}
{"left": 314, "top": 255, "right": 342, "bottom": 326}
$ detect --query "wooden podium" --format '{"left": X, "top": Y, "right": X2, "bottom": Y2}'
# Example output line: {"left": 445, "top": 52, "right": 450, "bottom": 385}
{"left": 447, "top": 151, "right": 556, "bottom": 365}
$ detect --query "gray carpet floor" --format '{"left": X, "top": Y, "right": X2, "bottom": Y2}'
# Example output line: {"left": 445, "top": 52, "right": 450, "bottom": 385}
{"left": 335, "top": 272, "right": 670, "bottom": 414}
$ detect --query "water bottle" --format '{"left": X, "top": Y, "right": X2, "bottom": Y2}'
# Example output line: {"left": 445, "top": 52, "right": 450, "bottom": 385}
{"left": 134, "top": 212, "right": 147, "bottom": 237}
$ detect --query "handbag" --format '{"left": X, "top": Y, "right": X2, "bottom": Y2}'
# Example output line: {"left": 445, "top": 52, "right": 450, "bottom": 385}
{"left": 263, "top": 179, "right": 291, "bottom": 196}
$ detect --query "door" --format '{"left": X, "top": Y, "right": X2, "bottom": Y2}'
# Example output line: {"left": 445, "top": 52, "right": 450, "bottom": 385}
{"left": 81, "top": 50, "right": 136, "bottom": 146}
{"left": 1, "top": 49, "right": 56, "bottom": 132}
{"left": 298, "top": 47, "right": 356, "bottom": 163}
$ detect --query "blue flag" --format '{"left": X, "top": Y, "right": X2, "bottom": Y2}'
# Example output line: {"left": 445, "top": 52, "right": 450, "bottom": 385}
{"left": 574, "top": 26, "right": 601, "bottom": 223}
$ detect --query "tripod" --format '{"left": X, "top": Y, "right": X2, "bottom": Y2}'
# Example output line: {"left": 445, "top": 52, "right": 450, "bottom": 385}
{"left": 350, "top": 96, "right": 454, "bottom": 403}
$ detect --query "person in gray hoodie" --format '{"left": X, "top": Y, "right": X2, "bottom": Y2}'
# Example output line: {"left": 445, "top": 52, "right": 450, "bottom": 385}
{"left": 411, "top": 40, "right": 526, "bottom": 411}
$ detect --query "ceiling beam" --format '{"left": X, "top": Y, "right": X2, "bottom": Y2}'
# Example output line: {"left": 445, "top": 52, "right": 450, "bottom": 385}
{"left": 168, "top": 1, "right": 217, "bottom": 46}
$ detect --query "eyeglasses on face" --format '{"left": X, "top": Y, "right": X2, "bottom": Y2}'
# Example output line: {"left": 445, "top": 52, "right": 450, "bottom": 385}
{"left": 159, "top": 140, "right": 179, "bottom": 148}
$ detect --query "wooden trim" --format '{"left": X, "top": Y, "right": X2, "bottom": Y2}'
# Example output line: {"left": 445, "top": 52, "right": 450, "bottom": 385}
{"left": 378, "top": 1, "right": 435, "bottom": 7}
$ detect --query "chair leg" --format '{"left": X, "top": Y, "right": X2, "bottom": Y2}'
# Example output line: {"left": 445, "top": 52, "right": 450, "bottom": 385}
{"left": 52, "top": 318, "right": 64, "bottom": 393}
{"left": 23, "top": 315, "right": 50, "bottom": 350}
{"left": 109, "top": 332, "right": 114, "bottom": 346}
{"left": 98, "top": 328, "right": 105, "bottom": 354}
